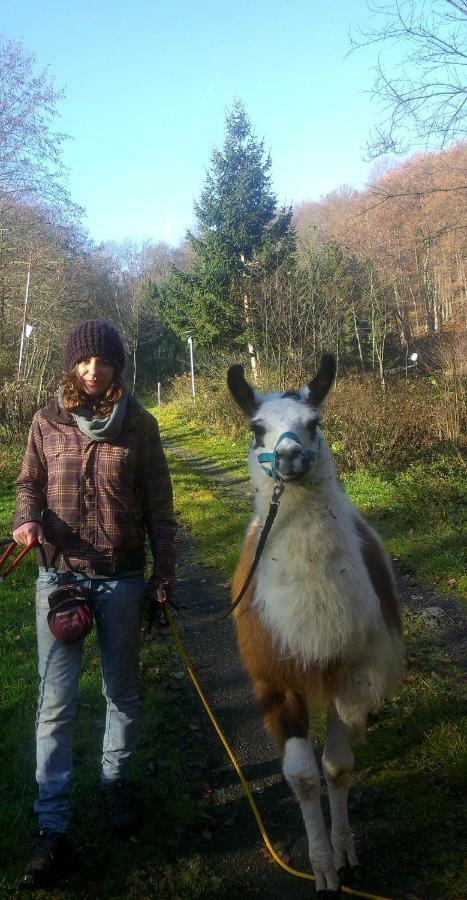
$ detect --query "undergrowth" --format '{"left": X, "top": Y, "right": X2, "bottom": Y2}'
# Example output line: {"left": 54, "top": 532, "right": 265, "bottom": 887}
{"left": 164, "top": 370, "right": 466, "bottom": 472}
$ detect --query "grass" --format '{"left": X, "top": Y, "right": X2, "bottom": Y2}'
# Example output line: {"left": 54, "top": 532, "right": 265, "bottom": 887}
{"left": 2, "top": 403, "right": 466, "bottom": 899}
{"left": 345, "top": 459, "right": 467, "bottom": 600}
{"left": 352, "top": 608, "right": 467, "bottom": 900}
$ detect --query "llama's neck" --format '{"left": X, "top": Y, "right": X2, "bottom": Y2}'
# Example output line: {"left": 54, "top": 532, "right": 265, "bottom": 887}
{"left": 249, "top": 436, "right": 382, "bottom": 666}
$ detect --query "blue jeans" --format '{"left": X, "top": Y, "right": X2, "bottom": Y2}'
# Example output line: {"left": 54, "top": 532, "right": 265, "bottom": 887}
{"left": 34, "top": 568, "right": 146, "bottom": 833}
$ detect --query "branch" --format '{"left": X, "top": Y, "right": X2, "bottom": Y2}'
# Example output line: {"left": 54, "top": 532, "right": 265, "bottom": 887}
{"left": 351, "top": 182, "right": 467, "bottom": 218}
{"left": 446, "top": 1, "right": 467, "bottom": 16}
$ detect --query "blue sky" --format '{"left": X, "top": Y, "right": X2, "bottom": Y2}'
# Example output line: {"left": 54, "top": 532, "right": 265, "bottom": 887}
{"left": 4, "top": 1, "right": 402, "bottom": 246}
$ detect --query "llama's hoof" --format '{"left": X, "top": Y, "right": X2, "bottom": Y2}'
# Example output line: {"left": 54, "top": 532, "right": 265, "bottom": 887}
{"left": 313, "top": 868, "right": 340, "bottom": 894}
{"left": 331, "top": 830, "right": 359, "bottom": 874}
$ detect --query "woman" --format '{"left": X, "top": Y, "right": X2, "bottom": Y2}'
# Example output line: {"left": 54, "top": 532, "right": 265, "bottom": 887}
{"left": 13, "top": 319, "right": 177, "bottom": 889}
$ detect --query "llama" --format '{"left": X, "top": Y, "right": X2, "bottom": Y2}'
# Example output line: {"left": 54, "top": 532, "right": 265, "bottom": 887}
{"left": 227, "top": 354, "right": 404, "bottom": 894}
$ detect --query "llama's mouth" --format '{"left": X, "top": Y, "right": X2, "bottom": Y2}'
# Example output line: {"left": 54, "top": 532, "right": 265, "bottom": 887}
{"left": 275, "top": 459, "right": 311, "bottom": 482}
{"left": 276, "top": 468, "right": 310, "bottom": 483}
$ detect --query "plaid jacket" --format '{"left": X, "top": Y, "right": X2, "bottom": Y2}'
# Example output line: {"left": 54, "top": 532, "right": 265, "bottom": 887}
{"left": 13, "top": 396, "right": 177, "bottom": 579}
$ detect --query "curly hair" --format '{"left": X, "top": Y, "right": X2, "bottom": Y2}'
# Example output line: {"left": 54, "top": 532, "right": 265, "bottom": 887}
{"left": 60, "top": 369, "right": 125, "bottom": 417}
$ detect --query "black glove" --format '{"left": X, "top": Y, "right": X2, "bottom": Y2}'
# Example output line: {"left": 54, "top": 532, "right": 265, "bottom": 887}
{"left": 145, "top": 575, "right": 174, "bottom": 633}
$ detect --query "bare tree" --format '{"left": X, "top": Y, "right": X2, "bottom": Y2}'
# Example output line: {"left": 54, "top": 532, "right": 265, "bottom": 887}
{"left": 0, "top": 36, "right": 78, "bottom": 215}
{"left": 351, "top": 1, "right": 467, "bottom": 156}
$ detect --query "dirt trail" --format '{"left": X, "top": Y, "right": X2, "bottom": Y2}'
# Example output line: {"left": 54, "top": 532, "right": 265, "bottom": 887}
{"left": 170, "top": 527, "right": 313, "bottom": 898}
{"left": 163, "top": 442, "right": 466, "bottom": 898}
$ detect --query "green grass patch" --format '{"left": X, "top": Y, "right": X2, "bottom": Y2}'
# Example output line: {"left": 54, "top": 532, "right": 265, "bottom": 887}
{"left": 155, "top": 406, "right": 249, "bottom": 580}
{"left": 157, "top": 405, "right": 250, "bottom": 482}
{"left": 168, "top": 459, "right": 250, "bottom": 579}
{"left": 345, "top": 460, "right": 467, "bottom": 600}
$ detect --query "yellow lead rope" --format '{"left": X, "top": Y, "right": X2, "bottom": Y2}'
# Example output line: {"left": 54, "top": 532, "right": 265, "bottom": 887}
{"left": 165, "top": 606, "right": 392, "bottom": 900}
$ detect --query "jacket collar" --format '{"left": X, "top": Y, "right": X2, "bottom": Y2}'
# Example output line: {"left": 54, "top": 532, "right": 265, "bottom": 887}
{"left": 41, "top": 397, "right": 74, "bottom": 425}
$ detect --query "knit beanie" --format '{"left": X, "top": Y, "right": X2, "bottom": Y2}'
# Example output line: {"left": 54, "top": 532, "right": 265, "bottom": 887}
{"left": 64, "top": 320, "right": 126, "bottom": 373}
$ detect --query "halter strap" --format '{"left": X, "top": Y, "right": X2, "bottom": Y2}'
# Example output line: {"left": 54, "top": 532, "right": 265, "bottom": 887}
{"left": 258, "top": 431, "right": 319, "bottom": 479}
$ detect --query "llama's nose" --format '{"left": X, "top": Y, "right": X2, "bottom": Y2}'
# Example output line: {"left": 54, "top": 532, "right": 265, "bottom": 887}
{"left": 275, "top": 444, "right": 309, "bottom": 479}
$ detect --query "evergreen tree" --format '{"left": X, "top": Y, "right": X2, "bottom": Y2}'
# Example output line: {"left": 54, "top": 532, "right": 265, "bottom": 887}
{"left": 163, "top": 100, "right": 295, "bottom": 370}
{"left": 132, "top": 279, "right": 186, "bottom": 388}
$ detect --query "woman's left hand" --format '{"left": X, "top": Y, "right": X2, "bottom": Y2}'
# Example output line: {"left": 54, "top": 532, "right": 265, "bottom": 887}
{"left": 145, "top": 576, "right": 174, "bottom": 633}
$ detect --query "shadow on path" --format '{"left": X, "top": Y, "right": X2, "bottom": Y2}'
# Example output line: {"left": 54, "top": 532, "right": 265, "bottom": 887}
{"left": 169, "top": 528, "right": 314, "bottom": 898}
{"left": 163, "top": 442, "right": 253, "bottom": 494}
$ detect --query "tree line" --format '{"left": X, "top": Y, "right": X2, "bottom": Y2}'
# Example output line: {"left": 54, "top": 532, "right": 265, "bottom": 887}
{"left": 154, "top": 102, "right": 466, "bottom": 388}
{"left": 0, "top": 32, "right": 465, "bottom": 437}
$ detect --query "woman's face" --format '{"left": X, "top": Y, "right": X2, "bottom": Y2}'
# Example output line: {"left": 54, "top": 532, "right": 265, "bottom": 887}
{"left": 77, "top": 356, "right": 115, "bottom": 397}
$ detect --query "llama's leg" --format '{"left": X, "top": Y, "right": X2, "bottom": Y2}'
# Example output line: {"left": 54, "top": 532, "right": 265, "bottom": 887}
{"left": 322, "top": 704, "right": 359, "bottom": 876}
{"left": 255, "top": 682, "right": 338, "bottom": 893}
{"left": 283, "top": 737, "right": 339, "bottom": 893}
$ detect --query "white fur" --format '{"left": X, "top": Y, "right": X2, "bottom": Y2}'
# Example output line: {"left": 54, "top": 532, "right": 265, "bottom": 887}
{"left": 323, "top": 708, "right": 358, "bottom": 872}
{"left": 283, "top": 737, "right": 339, "bottom": 892}
{"left": 249, "top": 401, "right": 404, "bottom": 719}
{"left": 237, "top": 384, "right": 405, "bottom": 885}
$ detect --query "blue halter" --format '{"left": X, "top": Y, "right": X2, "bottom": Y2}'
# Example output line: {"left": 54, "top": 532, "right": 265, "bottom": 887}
{"left": 257, "top": 430, "right": 319, "bottom": 479}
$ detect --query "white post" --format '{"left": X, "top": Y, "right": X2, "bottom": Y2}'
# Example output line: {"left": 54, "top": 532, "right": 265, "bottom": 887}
{"left": 157, "top": 382, "right": 161, "bottom": 405}
{"left": 240, "top": 252, "right": 259, "bottom": 382}
{"left": 18, "top": 251, "right": 32, "bottom": 379}
{"left": 187, "top": 332, "right": 195, "bottom": 398}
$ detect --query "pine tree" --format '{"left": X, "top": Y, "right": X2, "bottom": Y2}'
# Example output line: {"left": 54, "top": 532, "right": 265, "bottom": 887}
{"left": 162, "top": 100, "right": 295, "bottom": 373}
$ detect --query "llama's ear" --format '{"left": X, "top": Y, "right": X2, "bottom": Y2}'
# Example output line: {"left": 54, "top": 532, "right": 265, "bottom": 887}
{"left": 304, "top": 353, "right": 336, "bottom": 407}
{"left": 227, "top": 364, "right": 259, "bottom": 418}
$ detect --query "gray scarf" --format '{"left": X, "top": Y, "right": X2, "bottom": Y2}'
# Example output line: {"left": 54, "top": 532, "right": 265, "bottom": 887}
{"left": 59, "top": 388, "right": 129, "bottom": 442}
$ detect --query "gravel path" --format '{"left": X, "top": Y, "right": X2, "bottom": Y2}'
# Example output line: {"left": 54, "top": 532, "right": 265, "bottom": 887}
{"left": 163, "top": 442, "right": 466, "bottom": 898}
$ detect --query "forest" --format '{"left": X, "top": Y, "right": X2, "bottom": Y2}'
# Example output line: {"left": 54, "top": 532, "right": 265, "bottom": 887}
{"left": 0, "top": 40, "right": 465, "bottom": 448}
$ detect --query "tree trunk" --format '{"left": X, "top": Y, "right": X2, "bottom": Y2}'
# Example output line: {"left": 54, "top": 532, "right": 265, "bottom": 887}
{"left": 351, "top": 303, "right": 364, "bottom": 372}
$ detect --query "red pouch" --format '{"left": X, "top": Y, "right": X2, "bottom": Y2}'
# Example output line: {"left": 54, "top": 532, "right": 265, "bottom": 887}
{"left": 47, "top": 584, "right": 94, "bottom": 643}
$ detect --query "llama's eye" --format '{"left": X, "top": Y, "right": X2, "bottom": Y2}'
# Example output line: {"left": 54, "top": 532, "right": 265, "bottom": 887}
{"left": 306, "top": 419, "right": 319, "bottom": 438}
{"left": 251, "top": 422, "right": 265, "bottom": 448}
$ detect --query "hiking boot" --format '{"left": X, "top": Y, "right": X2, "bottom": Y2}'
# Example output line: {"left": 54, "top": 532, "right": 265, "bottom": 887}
{"left": 100, "top": 779, "right": 143, "bottom": 833}
{"left": 20, "top": 828, "right": 72, "bottom": 890}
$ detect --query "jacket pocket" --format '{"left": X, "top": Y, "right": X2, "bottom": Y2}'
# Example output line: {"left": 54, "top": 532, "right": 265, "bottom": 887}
{"left": 44, "top": 448, "right": 83, "bottom": 538}
{"left": 95, "top": 446, "right": 140, "bottom": 550}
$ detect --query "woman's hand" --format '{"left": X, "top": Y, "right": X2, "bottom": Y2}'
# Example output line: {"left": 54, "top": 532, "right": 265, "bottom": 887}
{"left": 145, "top": 576, "right": 174, "bottom": 633}
{"left": 12, "top": 521, "right": 45, "bottom": 546}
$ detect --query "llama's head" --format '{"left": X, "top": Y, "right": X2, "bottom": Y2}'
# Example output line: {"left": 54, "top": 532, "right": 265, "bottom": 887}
{"left": 227, "top": 354, "right": 336, "bottom": 484}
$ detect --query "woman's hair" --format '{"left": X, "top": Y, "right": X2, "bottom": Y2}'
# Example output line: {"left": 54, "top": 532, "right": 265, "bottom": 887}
{"left": 60, "top": 369, "right": 125, "bottom": 417}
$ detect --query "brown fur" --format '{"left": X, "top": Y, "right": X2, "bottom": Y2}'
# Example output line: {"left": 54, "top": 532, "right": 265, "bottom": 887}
{"left": 232, "top": 516, "right": 401, "bottom": 750}
{"left": 232, "top": 522, "right": 345, "bottom": 749}
{"left": 354, "top": 518, "right": 402, "bottom": 634}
